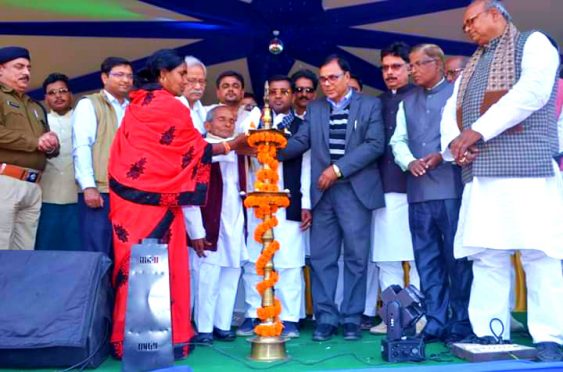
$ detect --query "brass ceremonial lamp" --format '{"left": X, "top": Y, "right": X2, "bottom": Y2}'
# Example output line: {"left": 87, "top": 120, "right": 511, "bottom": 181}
{"left": 243, "top": 82, "right": 290, "bottom": 361}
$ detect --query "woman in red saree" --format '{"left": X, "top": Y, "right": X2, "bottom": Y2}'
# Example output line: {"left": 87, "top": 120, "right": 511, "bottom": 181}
{"left": 108, "top": 49, "right": 246, "bottom": 359}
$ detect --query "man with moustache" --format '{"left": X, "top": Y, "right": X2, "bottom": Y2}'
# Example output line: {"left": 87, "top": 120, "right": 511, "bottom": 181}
{"left": 369, "top": 42, "right": 421, "bottom": 335}
{"left": 72, "top": 57, "right": 133, "bottom": 256}
{"left": 0, "top": 46, "right": 60, "bottom": 250}
{"left": 442, "top": 0, "right": 562, "bottom": 360}
{"left": 240, "top": 75, "right": 311, "bottom": 338}
{"left": 178, "top": 56, "right": 207, "bottom": 135}
{"left": 291, "top": 69, "right": 318, "bottom": 119}
{"left": 35, "top": 73, "right": 80, "bottom": 251}
{"left": 390, "top": 44, "right": 471, "bottom": 344}
{"left": 280, "top": 55, "right": 385, "bottom": 341}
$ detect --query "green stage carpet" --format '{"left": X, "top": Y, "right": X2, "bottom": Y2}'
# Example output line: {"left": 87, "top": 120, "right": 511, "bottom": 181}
{"left": 2, "top": 314, "right": 540, "bottom": 371}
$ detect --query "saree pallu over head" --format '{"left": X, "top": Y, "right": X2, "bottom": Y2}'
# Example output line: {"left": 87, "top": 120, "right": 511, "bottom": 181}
{"left": 108, "top": 89, "right": 212, "bottom": 359}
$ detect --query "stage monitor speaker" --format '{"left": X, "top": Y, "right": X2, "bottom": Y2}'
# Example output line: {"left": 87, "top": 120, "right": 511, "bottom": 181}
{"left": 0, "top": 250, "right": 112, "bottom": 369}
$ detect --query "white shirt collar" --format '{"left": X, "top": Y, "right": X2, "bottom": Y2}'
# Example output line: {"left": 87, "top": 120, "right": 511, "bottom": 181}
{"left": 103, "top": 89, "right": 129, "bottom": 107}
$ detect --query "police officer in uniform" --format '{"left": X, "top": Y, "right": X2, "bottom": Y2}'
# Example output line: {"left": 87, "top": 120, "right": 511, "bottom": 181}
{"left": 0, "top": 46, "right": 60, "bottom": 250}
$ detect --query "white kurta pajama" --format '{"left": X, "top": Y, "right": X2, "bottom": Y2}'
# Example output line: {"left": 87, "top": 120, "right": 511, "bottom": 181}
{"left": 441, "top": 32, "right": 563, "bottom": 343}
{"left": 183, "top": 141, "right": 248, "bottom": 333}
{"left": 177, "top": 97, "right": 207, "bottom": 135}
{"left": 242, "top": 113, "right": 311, "bottom": 322}
{"left": 371, "top": 192, "right": 420, "bottom": 291}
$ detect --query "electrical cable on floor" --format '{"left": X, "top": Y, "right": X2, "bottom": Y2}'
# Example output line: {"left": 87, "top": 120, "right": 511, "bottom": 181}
{"left": 187, "top": 342, "right": 393, "bottom": 369}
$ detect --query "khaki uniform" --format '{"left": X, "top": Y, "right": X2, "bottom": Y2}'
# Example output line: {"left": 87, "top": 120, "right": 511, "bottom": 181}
{"left": 0, "top": 83, "right": 50, "bottom": 250}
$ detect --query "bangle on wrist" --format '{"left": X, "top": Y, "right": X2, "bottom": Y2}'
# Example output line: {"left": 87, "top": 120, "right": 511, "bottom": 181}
{"left": 223, "top": 141, "right": 231, "bottom": 154}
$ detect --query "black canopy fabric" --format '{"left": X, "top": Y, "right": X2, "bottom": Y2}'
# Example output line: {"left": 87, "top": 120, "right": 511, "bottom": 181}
{"left": 0, "top": 250, "right": 112, "bottom": 368}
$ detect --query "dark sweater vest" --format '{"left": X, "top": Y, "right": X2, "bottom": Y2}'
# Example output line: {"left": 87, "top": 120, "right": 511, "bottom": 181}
{"left": 282, "top": 116, "right": 304, "bottom": 222}
{"left": 194, "top": 155, "right": 246, "bottom": 251}
{"left": 378, "top": 84, "right": 415, "bottom": 193}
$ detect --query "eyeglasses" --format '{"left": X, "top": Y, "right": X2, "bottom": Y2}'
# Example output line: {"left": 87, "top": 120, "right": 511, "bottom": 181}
{"left": 109, "top": 72, "right": 134, "bottom": 80}
{"left": 446, "top": 68, "right": 464, "bottom": 80}
{"left": 462, "top": 9, "right": 489, "bottom": 32}
{"left": 381, "top": 63, "right": 407, "bottom": 72}
{"left": 319, "top": 72, "right": 345, "bottom": 84}
{"left": 294, "top": 87, "right": 315, "bottom": 94}
{"left": 409, "top": 59, "right": 437, "bottom": 70}
{"left": 268, "top": 88, "right": 291, "bottom": 96}
{"left": 187, "top": 78, "right": 207, "bottom": 85}
{"left": 46, "top": 88, "right": 70, "bottom": 96}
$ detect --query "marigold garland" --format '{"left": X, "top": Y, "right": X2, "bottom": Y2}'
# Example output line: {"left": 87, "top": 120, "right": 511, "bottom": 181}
{"left": 248, "top": 131, "right": 287, "bottom": 148}
{"left": 257, "top": 299, "right": 282, "bottom": 319}
{"left": 246, "top": 129, "right": 289, "bottom": 338}
{"left": 254, "top": 321, "right": 284, "bottom": 337}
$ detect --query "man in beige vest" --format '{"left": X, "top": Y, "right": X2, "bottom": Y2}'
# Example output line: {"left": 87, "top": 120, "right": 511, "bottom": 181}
{"left": 71, "top": 57, "right": 133, "bottom": 256}
{"left": 0, "top": 46, "right": 60, "bottom": 250}
{"left": 36, "top": 73, "right": 80, "bottom": 251}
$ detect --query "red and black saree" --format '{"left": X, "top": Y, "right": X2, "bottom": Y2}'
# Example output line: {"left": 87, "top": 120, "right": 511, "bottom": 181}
{"left": 108, "top": 89, "right": 211, "bottom": 359}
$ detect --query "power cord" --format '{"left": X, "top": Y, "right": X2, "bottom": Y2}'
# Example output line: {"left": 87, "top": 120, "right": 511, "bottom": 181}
{"left": 188, "top": 341, "right": 391, "bottom": 369}
{"left": 489, "top": 317, "right": 510, "bottom": 344}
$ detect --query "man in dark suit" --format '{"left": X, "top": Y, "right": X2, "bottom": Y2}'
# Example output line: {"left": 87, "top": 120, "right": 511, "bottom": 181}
{"left": 279, "top": 55, "right": 385, "bottom": 341}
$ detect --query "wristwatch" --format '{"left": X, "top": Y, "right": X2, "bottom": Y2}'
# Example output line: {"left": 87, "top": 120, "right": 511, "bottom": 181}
{"left": 332, "top": 164, "right": 343, "bottom": 179}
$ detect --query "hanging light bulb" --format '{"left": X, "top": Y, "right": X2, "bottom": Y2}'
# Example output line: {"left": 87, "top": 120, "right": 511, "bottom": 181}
{"left": 269, "top": 30, "right": 284, "bottom": 55}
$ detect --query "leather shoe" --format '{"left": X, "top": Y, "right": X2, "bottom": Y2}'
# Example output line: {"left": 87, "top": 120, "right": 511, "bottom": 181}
{"left": 343, "top": 323, "right": 361, "bottom": 341}
{"left": 457, "top": 334, "right": 509, "bottom": 345}
{"left": 535, "top": 342, "right": 563, "bottom": 362}
{"left": 417, "top": 332, "right": 441, "bottom": 344}
{"left": 236, "top": 318, "right": 259, "bottom": 336}
{"left": 282, "top": 321, "right": 300, "bottom": 338}
{"left": 213, "top": 327, "right": 236, "bottom": 341}
{"left": 195, "top": 332, "right": 213, "bottom": 345}
{"left": 360, "top": 315, "right": 375, "bottom": 330}
{"left": 312, "top": 323, "right": 337, "bottom": 341}
{"left": 443, "top": 332, "right": 468, "bottom": 346}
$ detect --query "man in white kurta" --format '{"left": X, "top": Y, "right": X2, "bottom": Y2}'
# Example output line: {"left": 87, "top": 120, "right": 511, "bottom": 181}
{"left": 177, "top": 56, "right": 207, "bottom": 135}
{"left": 441, "top": 0, "right": 563, "bottom": 361}
{"left": 240, "top": 76, "right": 311, "bottom": 338}
{"left": 370, "top": 42, "right": 422, "bottom": 334}
{"left": 183, "top": 105, "right": 248, "bottom": 344}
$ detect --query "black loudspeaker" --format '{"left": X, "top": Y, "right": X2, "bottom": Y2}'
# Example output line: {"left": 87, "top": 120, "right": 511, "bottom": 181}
{"left": 0, "top": 250, "right": 112, "bottom": 369}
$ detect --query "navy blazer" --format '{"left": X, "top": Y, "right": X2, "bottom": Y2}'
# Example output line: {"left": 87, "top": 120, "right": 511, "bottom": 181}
{"left": 279, "top": 91, "right": 385, "bottom": 210}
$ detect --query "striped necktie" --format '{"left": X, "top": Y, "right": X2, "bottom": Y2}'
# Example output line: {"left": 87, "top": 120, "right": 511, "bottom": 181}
{"left": 277, "top": 111, "right": 294, "bottom": 130}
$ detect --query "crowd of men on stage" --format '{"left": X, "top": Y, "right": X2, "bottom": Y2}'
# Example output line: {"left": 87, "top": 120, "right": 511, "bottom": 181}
{"left": 1, "top": 0, "right": 562, "bottom": 362}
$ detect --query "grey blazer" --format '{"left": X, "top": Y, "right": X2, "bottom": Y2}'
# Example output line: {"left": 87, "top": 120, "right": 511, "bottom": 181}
{"left": 279, "top": 91, "right": 385, "bottom": 210}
